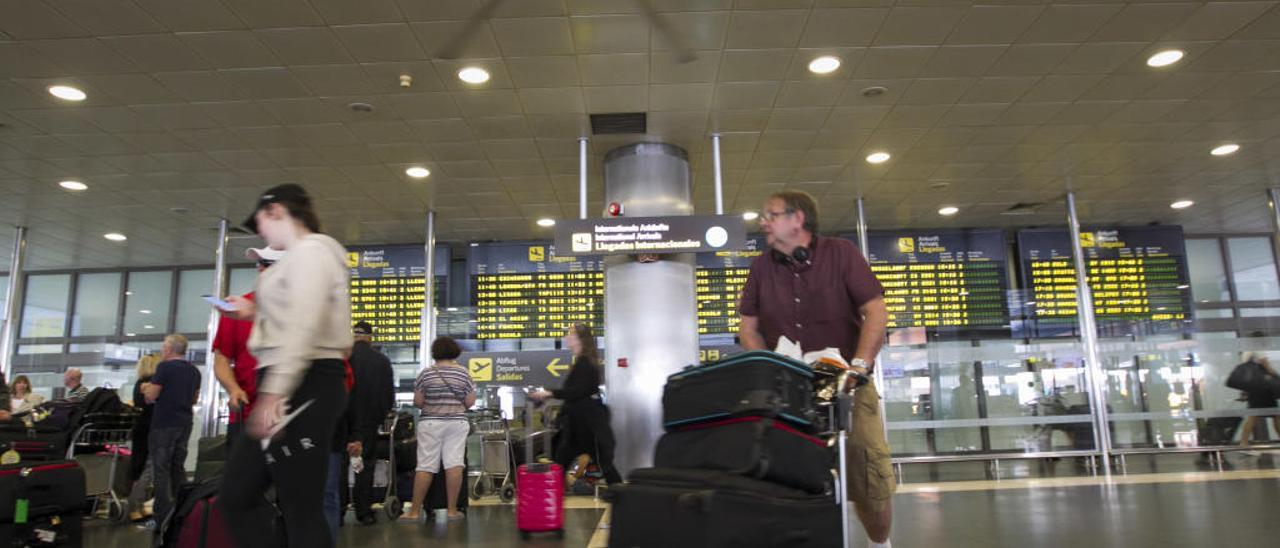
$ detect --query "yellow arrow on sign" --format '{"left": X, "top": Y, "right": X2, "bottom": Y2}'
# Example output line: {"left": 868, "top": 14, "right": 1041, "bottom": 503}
{"left": 547, "top": 358, "right": 570, "bottom": 377}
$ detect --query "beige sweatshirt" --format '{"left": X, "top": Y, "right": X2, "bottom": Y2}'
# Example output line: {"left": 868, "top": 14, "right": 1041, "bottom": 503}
{"left": 249, "top": 233, "right": 353, "bottom": 397}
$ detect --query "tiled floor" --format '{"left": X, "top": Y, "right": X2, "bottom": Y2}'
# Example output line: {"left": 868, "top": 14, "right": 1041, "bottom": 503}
{"left": 82, "top": 451, "right": 1280, "bottom": 547}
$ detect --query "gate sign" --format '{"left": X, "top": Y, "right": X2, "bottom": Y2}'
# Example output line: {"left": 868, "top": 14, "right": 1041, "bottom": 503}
{"left": 554, "top": 215, "right": 747, "bottom": 256}
{"left": 463, "top": 350, "right": 573, "bottom": 387}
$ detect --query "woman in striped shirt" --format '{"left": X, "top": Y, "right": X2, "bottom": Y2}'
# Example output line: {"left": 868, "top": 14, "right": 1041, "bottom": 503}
{"left": 403, "top": 336, "right": 476, "bottom": 522}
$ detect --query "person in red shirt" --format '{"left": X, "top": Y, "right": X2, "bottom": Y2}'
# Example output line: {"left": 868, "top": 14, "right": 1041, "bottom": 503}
{"left": 213, "top": 246, "right": 285, "bottom": 449}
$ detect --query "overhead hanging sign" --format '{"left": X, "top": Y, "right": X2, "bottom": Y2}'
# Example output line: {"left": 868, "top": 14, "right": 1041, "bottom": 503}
{"left": 553, "top": 215, "right": 746, "bottom": 257}
{"left": 462, "top": 350, "right": 574, "bottom": 387}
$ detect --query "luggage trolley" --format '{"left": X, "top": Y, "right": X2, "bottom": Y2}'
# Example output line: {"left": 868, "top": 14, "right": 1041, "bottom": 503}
{"left": 813, "top": 365, "right": 869, "bottom": 548}
{"left": 468, "top": 408, "right": 516, "bottom": 502}
{"left": 66, "top": 411, "right": 136, "bottom": 524}
{"left": 378, "top": 409, "right": 411, "bottom": 519}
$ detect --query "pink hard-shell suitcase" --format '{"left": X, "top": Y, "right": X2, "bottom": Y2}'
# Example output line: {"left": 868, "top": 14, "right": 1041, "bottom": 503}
{"left": 516, "top": 395, "right": 564, "bottom": 540}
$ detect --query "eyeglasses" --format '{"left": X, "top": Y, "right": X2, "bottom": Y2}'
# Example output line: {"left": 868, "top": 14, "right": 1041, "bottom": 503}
{"left": 760, "top": 209, "right": 795, "bottom": 222}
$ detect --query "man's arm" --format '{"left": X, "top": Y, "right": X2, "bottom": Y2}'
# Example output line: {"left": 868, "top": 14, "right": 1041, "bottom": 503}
{"left": 142, "top": 382, "right": 162, "bottom": 403}
{"left": 213, "top": 350, "right": 249, "bottom": 409}
{"left": 738, "top": 315, "right": 767, "bottom": 351}
{"left": 853, "top": 296, "right": 889, "bottom": 370}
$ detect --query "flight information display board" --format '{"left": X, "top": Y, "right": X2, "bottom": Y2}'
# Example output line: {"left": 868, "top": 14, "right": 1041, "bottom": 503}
{"left": 1017, "top": 226, "right": 1192, "bottom": 335}
{"left": 469, "top": 242, "right": 605, "bottom": 340}
{"left": 695, "top": 237, "right": 764, "bottom": 335}
{"left": 348, "top": 244, "right": 449, "bottom": 343}
{"left": 864, "top": 230, "right": 1009, "bottom": 330}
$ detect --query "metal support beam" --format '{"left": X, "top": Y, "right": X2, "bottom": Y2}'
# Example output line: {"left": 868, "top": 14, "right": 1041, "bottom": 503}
{"left": 200, "top": 219, "right": 229, "bottom": 437}
{"left": 0, "top": 226, "right": 26, "bottom": 381}
{"left": 712, "top": 133, "right": 724, "bottom": 215}
{"left": 1269, "top": 188, "right": 1280, "bottom": 271}
{"left": 579, "top": 138, "right": 589, "bottom": 219}
{"left": 854, "top": 197, "right": 890, "bottom": 443}
{"left": 1065, "top": 192, "right": 1113, "bottom": 476}
{"left": 420, "top": 210, "right": 437, "bottom": 370}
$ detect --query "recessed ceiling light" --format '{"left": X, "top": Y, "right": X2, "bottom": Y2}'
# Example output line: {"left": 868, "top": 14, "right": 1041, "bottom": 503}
{"left": 405, "top": 166, "right": 431, "bottom": 178}
{"left": 1170, "top": 200, "right": 1194, "bottom": 209}
{"left": 104, "top": 233, "right": 127, "bottom": 242}
{"left": 1210, "top": 143, "right": 1239, "bottom": 156}
{"left": 48, "top": 85, "right": 86, "bottom": 101}
{"left": 742, "top": 211, "right": 759, "bottom": 221}
{"left": 536, "top": 218, "right": 556, "bottom": 227}
{"left": 1146, "top": 49, "right": 1184, "bottom": 68}
{"left": 808, "top": 56, "right": 841, "bottom": 74}
{"left": 59, "top": 180, "right": 87, "bottom": 191}
{"left": 938, "top": 206, "right": 959, "bottom": 216}
{"left": 140, "top": 309, "right": 151, "bottom": 315}
{"left": 144, "top": 325, "right": 155, "bottom": 330}
{"left": 865, "top": 151, "right": 891, "bottom": 164}
{"left": 457, "top": 67, "right": 490, "bottom": 84}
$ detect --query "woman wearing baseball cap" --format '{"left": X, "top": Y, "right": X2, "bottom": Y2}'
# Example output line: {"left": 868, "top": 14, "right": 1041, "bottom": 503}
{"left": 217, "top": 184, "right": 353, "bottom": 548}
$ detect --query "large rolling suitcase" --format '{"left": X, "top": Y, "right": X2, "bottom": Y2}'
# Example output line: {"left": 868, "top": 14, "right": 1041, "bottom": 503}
{"left": 654, "top": 416, "right": 833, "bottom": 494}
{"left": 608, "top": 467, "right": 841, "bottom": 548}
{"left": 663, "top": 350, "right": 818, "bottom": 431}
{"left": 1198, "top": 416, "right": 1243, "bottom": 446}
{"left": 1, "top": 423, "right": 68, "bottom": 462}
{"left": 0, "top": 460, "right": 87, "bottom": 547}
{"left": 515, "top": 396, "right": 563, "bottom": 540}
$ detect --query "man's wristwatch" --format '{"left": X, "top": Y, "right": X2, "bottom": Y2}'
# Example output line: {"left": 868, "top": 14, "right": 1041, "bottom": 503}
{"left": 849, "top": 358, "right": 871, "bottom": 373}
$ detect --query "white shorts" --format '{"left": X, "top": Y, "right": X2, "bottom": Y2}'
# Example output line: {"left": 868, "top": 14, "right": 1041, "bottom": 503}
{"left": 416, "top": 418, "right": 469, "bottom": 474}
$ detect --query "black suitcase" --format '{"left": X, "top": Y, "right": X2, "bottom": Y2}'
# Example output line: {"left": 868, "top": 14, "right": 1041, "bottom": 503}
{"left": 0, "top": 460, "right": 86, "bottom": 547}
{"left": 608, "top": 468, "right": 841, "bottom": 548}
{"left": 1198, "top": 416, "right": 1243, "bottom": 445}
{"left": 0, "top": 423, "right": 67, "bottom": 462}
{"left": 654, "top": 416, "right": 833, "bottom": 494}
{"left": 663, "top": 351, "right": 817, "bottom": 431}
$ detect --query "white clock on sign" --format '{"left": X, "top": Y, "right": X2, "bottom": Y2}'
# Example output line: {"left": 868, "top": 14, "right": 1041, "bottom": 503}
{"left": 705, "top": 226, "right": 729, "bottom": 248}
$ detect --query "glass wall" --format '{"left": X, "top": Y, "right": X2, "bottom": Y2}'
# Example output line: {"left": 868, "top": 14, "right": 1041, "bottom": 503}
{"left": 1227, "top": 237, "right": 1280, "bottom": 301}
{"left": 175, "top": 269, "right": 214, "bottom": 333}
{"left": 20, "top": 274, "right": 70, "bottom": 339}
{"left": 70, "top": 272, "right": 122, "bottom": 336}
{"left": 228, "top": 267, "right": 257, "bottom": 297}
{"left": 123, "top": 271, "right": 172, "bottom": 337}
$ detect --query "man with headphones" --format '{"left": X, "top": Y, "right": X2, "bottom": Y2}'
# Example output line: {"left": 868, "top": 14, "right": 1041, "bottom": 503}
{"left": 738, "top": 190, "right": 894, "bottom": 548}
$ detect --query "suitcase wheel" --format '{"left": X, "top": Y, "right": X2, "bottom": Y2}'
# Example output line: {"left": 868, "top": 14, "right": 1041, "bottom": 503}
{"left": 555, "top": 529, "right": 564, "bottom": 539}
{"left": 499, "top": 484, "right": 515, "bottom": 503}
{"left": 520, "top": 531, "right": 531, "bottom": 541}
{"left": 109, "top": 500, "right": 130, "bottom": 524}
{"left": 384, "top": 497, "right": 403, "bottom": 519}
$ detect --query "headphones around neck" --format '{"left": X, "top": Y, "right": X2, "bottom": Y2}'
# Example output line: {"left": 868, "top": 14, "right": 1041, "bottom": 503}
{"left": 771, "top": 244, "right": 812, "bottom": 266}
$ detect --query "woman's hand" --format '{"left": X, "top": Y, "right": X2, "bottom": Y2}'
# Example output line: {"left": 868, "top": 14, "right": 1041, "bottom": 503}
{"left": 247, "top": 393, "right": 286, "bottom": 440}
{"left": 222, "top": 295, "right": 257, "bottom": 321}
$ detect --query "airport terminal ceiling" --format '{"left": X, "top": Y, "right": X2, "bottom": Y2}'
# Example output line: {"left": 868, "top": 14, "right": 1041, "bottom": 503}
{"left": 1, "top": 0, "right": 1280, "bottom": 270}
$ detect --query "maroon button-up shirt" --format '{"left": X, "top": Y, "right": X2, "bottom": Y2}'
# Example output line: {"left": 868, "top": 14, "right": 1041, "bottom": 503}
{"left": 739, "top": 236, "right": 884, "bottom": 362}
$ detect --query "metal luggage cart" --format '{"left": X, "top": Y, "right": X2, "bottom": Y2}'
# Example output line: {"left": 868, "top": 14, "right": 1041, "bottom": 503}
{"left": 377, "top": 408, "right": 413, "bottom": 519}
{"left": 468, "top": 408, "right": 515, "bottom": 502}
{"left": 813, "top": 368, "right": 869, "bottom": 548}
{"left": 66, "top": 412, "right": 136, "bottom": 524}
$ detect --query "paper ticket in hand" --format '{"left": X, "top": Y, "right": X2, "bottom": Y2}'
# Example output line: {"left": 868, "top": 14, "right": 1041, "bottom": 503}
{"left": 774, "top": 336, "right": 849, "bottom": 368}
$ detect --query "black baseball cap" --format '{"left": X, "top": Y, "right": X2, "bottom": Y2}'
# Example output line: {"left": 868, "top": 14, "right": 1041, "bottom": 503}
{"left": 243, "top": 184, "right": 310, "bottom": 234}
{"left": 353, "top": 321, "right": 374, "bottom": 336}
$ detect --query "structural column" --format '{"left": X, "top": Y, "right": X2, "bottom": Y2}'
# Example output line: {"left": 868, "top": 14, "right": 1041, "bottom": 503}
{"left": 1065, "top": 192, "right": 1113, "bottom": 475}
{"left": 200, "top": 219, "right": 229, "bottom": 436}
{"left": 854, "top": 197, "right": 890, "bottom": 440}
{"left": 1268, "top": 188, "right": 1280, "bottom": 269}
{"left": 0, "top": 226, "right": 27, "bottom": 381}
{"left": 603, "top": 143, "right": 699, "bottom": 476}
{"left": 419, "top": 210, "right": 437, "bottom": 370}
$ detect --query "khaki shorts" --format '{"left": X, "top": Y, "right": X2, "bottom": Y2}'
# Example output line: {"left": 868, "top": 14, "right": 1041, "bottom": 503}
{"left": 845, "top": 380, "right": 896, "bottom": 512}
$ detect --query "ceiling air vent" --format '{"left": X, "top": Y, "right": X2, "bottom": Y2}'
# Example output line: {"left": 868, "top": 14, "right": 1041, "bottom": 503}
{"left": 590, "top": 112, "right": 647, "bottom": 135}
{"left": 1001, "top": 202, "right": 1042, "bottom": 216}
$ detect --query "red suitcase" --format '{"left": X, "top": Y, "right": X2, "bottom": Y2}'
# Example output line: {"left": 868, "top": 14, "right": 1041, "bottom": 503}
{"left": 516, "top": 396, "right": 563, "bottom": 540}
